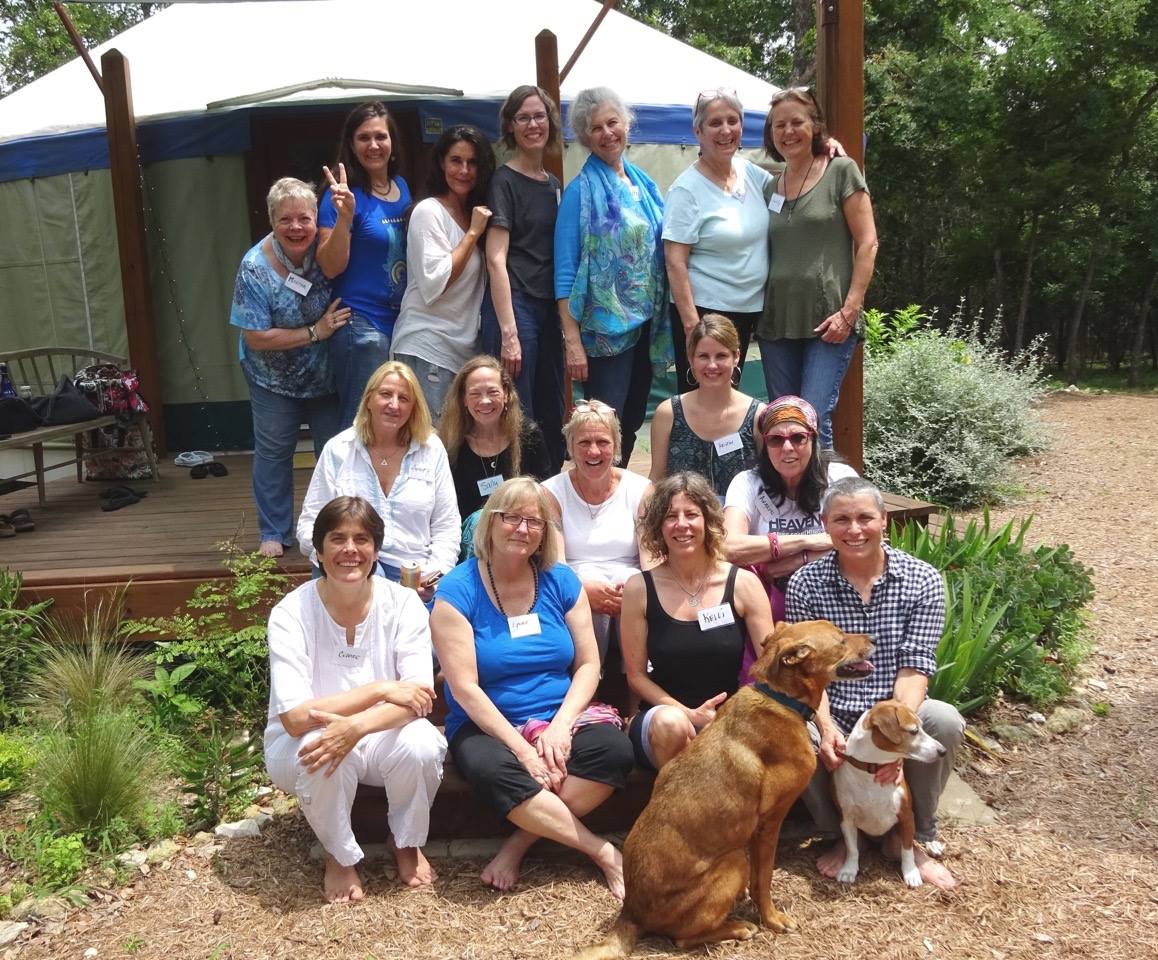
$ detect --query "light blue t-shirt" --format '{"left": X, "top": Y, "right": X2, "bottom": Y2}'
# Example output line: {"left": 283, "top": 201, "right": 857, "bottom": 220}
{"left": 229, "top": 240, "right": 333, "bottom": 398}
{"left": 435, "top": 558, "right": 582, "bottom": 742}
{"left": 661, "top": 157, "right": 774, "bottom": 313}
{"left": 318, "top": 180, "right": 411, "bottom": 335}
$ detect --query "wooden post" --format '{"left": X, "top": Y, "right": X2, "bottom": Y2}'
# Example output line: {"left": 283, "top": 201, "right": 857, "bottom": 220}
{"left": 102, "top": 49, "right": 166, "bottom": 454}
{"left": 817, "top": 0, "right": 865, "bottom": 472}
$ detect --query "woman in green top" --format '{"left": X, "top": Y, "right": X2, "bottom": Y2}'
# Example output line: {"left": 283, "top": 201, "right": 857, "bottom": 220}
{"left": 756, "top": 89, "right": 879, "bottom": 449}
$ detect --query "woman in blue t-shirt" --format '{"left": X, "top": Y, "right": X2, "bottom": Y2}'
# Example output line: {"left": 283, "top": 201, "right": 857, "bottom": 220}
{"left": 318, "top": 102, "right": 412, "bottom": 428}
{"left": 430, "top": 477, "right": 633, "bottom": 898}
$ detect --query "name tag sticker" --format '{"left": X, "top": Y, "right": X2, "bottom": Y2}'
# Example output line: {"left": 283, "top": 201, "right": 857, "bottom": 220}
{"left": 697, "top": 603, "right": 736, "bottom": 631}
{"left": 756, "top": 491, "right": 775, "bottom": 521}
{"left": 768, "top": 193, "right": 786, "bottom": 214}
{"left": 477, "top": 475, "right": 503, "bottom": 496}
{"left": 332, "top": 646, "right": 366, "bottom": 668}
{"left": 628, "top": 184, "right": 641, "bottom": 202}
{"left": 284, "top": 273, "right": 312, "bottom": 296}
{"left": 732, "top": 181, "right": 747, "bottom": 202}
{"left": 714, "top": 432, "right": 743, "bottom": 456}
{"left": 408, "top": 464, "right": 432, "bottom": 481}
{"left": 556, "top": 188, "right": 562, "bottom": 206}
{"left": 508, "top": 613, "right": 541, "bottom": 638}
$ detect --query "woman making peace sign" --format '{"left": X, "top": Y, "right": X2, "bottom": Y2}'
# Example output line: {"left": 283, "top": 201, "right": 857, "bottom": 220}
{"left": 318, "top": 102, "right": 412, "bottom": 428}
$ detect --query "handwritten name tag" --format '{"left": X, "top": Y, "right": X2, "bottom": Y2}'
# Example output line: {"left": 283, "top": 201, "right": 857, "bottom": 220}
{"left": 508, "top": 613, "right": 541, "bottom": 638}
{"left": 408, "top": 464, "right": 432, "bottom": 482}
{"left": 284, "top": 273, "right": 312, "bottom": 296}
{"left": 697, "top": 603, "right": 736, "bottom": 631}
{"left": 756, "top": 490, "right": 776, "bottom": 521}
{"left": 714, "top": 432, "right": 743, "bottom": 456}
{"left": 732, "top": 181, "right": 747, "bottom": 202}
{"left": 768, "top": 193, "right": 785, "bottom": 214}
{"left": 477, "top": 475, "right": 503, "bottom": 496}
{"left": 332, "top": 646, "right": 366, "bottom": 668}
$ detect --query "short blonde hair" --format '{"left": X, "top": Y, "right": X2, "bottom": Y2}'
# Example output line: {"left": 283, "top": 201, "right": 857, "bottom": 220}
{"left": 472, "top": 477, "right": 561, "bottom": 569}
{"left": 562, "top": 399, "right": 622, "bottom": 466}
{"left": 353, "top": 360, "right": 433, "bottom": 448}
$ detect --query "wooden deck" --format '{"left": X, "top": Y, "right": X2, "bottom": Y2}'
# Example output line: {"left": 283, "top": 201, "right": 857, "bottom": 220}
{"left": 4, "top": 451, "right": 939, "bottom": 619}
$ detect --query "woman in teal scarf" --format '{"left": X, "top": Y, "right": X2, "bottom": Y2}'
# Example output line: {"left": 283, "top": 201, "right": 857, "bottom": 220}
{"left": 554, "top": 87, "right": 671, "bottom": 465}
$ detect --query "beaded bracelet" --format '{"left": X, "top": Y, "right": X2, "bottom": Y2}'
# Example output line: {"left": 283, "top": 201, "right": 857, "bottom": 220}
{"left": 767, "top": 531, "right": 781, "bottom": 561}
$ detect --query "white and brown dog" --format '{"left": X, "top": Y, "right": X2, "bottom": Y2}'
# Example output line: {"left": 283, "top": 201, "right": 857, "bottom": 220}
{"left": 832, "top": 699, "right": 945, "bottom": 888}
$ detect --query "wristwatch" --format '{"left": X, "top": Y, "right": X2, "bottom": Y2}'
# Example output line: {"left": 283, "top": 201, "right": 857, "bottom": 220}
{"left": 307, "top": 324, "right": 319, "bottom": 344}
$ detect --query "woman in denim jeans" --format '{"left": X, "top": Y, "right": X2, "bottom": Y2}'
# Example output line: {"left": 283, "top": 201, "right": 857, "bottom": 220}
{"left": 229, "top": 177, "right": 348, "bottom": 558}
{"left": 480, "top": 85, "right": 566, "bottom": 473}
{"left": 318, "top": 102, "right": 412, "bottom": 428}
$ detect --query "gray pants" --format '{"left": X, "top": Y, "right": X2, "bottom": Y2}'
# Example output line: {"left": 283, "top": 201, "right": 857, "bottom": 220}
{"left": 801, "top": 698, "right": 965, "bottom": 843}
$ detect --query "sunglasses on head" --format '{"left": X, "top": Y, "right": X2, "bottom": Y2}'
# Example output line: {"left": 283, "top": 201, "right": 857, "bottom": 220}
{"left": 763, "top": 431, "right": 813, "bottom": 448}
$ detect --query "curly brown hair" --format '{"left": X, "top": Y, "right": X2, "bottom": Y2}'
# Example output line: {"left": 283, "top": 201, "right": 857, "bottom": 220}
{"left": 637, "top": 471, "right": 726, "bottom": 562}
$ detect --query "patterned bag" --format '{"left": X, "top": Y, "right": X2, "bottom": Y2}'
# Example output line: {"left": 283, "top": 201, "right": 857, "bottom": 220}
{"left": 73, "top": 364, "right": 154, "bottom": 480}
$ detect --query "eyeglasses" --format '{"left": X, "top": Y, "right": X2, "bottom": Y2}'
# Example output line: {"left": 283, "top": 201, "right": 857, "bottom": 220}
{"left": 513, "top": 112, "right": 549, "bottom": 127}
{"left": 769, "top": 87, "right": 818, "bottom": 106}
{"left": 696, "top": 86, "right": 738, "bottom": 104}
{"left": 498, "top": 512, "right": 546, "bottom": 532}
{"left": 764, "top": 431, "right": 813, "bottom": 448}
{"left": 572, "top": 399, "right": 613, "bottom": 413}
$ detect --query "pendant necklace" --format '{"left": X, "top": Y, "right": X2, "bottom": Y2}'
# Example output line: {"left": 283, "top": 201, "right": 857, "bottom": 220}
{"left": 784, "top": 156, "right": 817, "bottom": 223}
{"left": 671, "top": 563, "right": 711, "bottom": 608}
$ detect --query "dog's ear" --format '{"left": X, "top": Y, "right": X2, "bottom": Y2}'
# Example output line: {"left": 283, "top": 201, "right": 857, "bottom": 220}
{"left": 748, "top": 622, "right": 792, "bottom": 683}
{"left": 777, "top": 642, "right": 815, "bottom": 669}
{"left": 870, "top": 702, "right": 915, "bottom": 745}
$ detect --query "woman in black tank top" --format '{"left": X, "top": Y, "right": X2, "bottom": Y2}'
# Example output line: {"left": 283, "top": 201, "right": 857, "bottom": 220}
{"left": 620, "top": 472, "right": 776, "bottom": 770}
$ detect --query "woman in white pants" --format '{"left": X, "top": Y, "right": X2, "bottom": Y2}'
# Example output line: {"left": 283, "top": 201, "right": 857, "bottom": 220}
{"left": 264, "top": 495, "right": 446, "bottom": 902}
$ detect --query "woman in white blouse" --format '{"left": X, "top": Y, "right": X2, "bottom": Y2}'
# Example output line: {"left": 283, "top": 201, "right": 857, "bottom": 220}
{"left": 266, "top": 496, "right": 446, "bottom": 901}
{"left": 391, "top": 125, "right": 494, "bottom": 419}
{"left": 298, "top": 360, "right": 460, "bottom": 598}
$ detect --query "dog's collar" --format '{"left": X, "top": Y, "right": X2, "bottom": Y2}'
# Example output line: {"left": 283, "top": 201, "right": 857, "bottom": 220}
{"left": 753, "top": 683, "right": 815, "bottom": 722}
{"left": 842, "top": 755, "right": 883, "bottom": 774}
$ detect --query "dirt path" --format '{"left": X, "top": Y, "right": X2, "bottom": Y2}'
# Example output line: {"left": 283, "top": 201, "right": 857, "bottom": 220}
{"left": 11, "top": 393, "right": 1158, "bottom": 960}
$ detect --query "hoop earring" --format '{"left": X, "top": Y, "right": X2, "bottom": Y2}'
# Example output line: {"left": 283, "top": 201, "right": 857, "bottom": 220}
{"left": 685, "top": 368, "right": 698, "bottom": 387}
{"left": 730, "top": 367, "right": 741, "bottom": 387}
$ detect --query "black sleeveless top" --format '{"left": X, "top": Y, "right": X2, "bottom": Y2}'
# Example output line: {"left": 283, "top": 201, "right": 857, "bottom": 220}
{"left": 642, "top": 564, "right": 745, "bottom": 711}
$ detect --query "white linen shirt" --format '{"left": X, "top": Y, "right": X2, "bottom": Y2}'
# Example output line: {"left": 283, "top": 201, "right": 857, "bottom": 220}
{"left": 264, "top": 578, "right": 434, "bottom": 738}
{"left": 296, "top": 427, "right": 461, "bottom": 573}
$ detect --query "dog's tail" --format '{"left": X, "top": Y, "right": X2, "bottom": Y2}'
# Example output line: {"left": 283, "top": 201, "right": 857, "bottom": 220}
{"left": 571, "top": 913, "right": 639, "bottom": 960}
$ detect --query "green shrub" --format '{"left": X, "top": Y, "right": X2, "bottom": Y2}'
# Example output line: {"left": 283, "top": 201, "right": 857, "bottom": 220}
{"left": 0, "top": 731, "right": 35, "bottom": 797}
{"left": 32, "top": 832, "right": 87, "bottom": 889}
{"left": 126, "top": 548, "right": 287, "bottom": 730}
{"left": 893, "top": 512, "right": 1095, "bottom": 712}
{"left": 178, "top": 714, "right": 262, "bottom": 828}
{"left": 0, "top": 569, "right": 52, "bottom": 727}
{"left": 134, "top": 663, "right": 205, "bottom": 733}
{"left": 864, "top": 303, "right": 1049, "bottom": 507}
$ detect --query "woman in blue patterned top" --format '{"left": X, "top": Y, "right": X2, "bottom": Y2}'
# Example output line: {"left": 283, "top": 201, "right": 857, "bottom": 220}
{"left": 554, "top": 87, "right": 670, "bottom": 464}
{"left": 318, "top": 102, "right": 412, "bottom": 428}
{"left": 230, "top": 177, "right": 350, "bottom": 558}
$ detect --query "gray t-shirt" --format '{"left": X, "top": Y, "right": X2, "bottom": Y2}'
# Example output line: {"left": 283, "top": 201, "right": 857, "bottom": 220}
{"left": 487, "top": 164, "right": 560, "bottom": 301}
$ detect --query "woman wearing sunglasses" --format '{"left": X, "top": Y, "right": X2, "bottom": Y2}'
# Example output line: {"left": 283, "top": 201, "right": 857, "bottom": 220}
{"left": 722, "top": 396, "right": 856, "bottom": 621}
{"left": 430, "top": 478, "right": 633, "bottom": 897}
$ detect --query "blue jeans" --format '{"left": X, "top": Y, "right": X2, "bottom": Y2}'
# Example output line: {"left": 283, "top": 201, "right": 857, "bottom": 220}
{"left": 481, "top": 287, "right": 564, "bottom": 472}
{"left": 330, "top": 312, "right": 391, "bottom": 430}
{"left": 758, "top": 335, "right": 859, "bottom": 449}
{"left": 247, "top": 378, "right": 340, "bottom": 545}
{"left": 393, "top": 353, "right": 456, "bottom": 422}
{"left": 584, "top": 322, "right": 653, "bottom": 465}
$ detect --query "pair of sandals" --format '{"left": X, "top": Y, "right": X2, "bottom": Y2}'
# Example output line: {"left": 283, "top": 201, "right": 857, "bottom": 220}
{"left": 101, "top": 485, "right": 148, "bottom": 512}
{"left": 0, "top": 508, "right": 34, "bottom": 537}
{"left": 191, "top": 461, "right": 228, "bottom": 479}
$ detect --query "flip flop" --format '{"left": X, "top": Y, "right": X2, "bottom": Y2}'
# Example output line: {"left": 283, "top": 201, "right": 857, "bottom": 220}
{"left": 207, "top": 462, "right": 229, "bottom": 478}
{"left": 174, "top": 451, "right": 214, "bottom": 467}
{"left": 6, "top": 508, "right": 34, "bottom": 532}
{"left": 190, "top": 464, "right": 209, "bottom": 479}
{"left": 100, "top": 485, "right": 148, "bottom": 500}
{"left": 0, "top": 517, "right": 15, "bottom": 538}
{"left": 101, "top": 491, "right": 141, "bottom": 512}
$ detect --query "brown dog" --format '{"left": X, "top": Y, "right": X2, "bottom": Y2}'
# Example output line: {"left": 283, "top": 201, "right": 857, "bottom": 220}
{"left": 573, "top": 621, "right": 874, "bottom": 958}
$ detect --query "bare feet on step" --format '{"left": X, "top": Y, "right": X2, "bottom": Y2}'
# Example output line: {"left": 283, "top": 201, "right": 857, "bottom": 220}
{"left": 481, "top": 832, "right": 535, "bottom": 892}
{"left": 592, "top": 840, "right": 625, "bottom": 900}
{"left": 259, "top": 540, "right": 284, "bottom": 558}
{"left": 816, "top": 838, "right": 848, "bottom": 879}
{"left": 394, "top": 846, "right": 437, "bottom": 887}
{"left": 323, "top": 854, "right": 364, "bottom": 903}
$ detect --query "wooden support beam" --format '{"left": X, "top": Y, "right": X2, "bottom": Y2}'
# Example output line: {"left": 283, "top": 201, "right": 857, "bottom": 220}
{"left": 101, "top": 49, "right": 166, "bottom": 454}
{"left": 817, "top": 0, "right": 866, "bottom": 473}
{"left": 52, "top": 2, "right": 102, "bottom": 94}
{"left": 560, "top": 0, "right": 618, "bottom": 85}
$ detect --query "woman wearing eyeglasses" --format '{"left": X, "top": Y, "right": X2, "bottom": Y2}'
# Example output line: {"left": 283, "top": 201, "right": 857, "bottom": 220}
{"left": 722, "top": 396, "right": 856, "bottom": 621}
{"left": 480, "top": 85, "right": 566, "bottom": 473}
{"left": 542, "top": 401, "right": 653, "bottom": 663}
{"left": 430, "top": 478, "right": 634, "bottom": 897}
{"left": 757, "top": 89, "right": 878, "bottom": 449}
{"left": 662, "top": 88, "right": 774, "bottom": 391}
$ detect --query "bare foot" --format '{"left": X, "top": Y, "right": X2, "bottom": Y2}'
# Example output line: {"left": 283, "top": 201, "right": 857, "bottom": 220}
{"left": 323, "top": 854, "right": 364, "bottom": 903}
{"left": 259, "top": 540, "right": 284, "bottom": 558}
{"left": 481, "top": 832, "right": 535, "bottom": 892}
{"left": 591, "top": 840, "right": 625, "bottom": 900}
{"left": 394, "top": 846, "right": 437, "bottom": 887}
{"left": 815, "top": 839, "right": 847, "bottom": 879}
{"left": 881, "top": 831, "right": 959, "bottom": 890}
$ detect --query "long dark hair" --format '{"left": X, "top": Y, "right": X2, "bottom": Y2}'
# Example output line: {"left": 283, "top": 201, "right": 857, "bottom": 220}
{"left": 755, "top": 405, "right": 841, "bottom": 516}
{"left": 426, "top": 124, "right": 495, "bottom": 210}
{"left": 332, "top": 101, "right": 401, "bottom": 193}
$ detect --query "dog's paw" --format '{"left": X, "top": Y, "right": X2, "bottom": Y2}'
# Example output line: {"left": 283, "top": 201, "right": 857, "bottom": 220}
{"left": 836, "top": 865, "right": 859, "bottom": 885}
{"left": 760, "top": 909, "right": 797, "bottom": 933}
{"left": 903, "top": 867, "right": 923, "bottom": 888}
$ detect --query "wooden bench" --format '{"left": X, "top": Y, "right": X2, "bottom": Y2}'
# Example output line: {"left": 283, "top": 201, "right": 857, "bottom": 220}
{"left": 0, "top": 347, "right": 159, "bottom": 505}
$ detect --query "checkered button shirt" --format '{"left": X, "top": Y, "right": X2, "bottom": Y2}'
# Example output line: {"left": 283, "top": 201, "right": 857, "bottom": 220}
{"left": 785, "top": 545, "right": 944, "bottom": 733}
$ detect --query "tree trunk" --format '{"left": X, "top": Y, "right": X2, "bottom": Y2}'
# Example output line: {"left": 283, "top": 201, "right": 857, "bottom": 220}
{"left": 1063, "top": 237, "right": 1099, "bottom": 383}
{"left": 1013, "top": 214, "right": 1039, "bottom": 355}
{"left": 1128, "top": 266, "right": 1158, "bottom": 388}
{"left": 791, "top": 0, "right": 816, "bottom": 86}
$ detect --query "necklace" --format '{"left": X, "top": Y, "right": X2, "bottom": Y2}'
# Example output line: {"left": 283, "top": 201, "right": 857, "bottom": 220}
{"left": 784, "top": 156, "right": 818, "bottom": 223}
{"left": 370, "top": 178, "right": 394, "bottom": 199}
{"left": 670, "top": 562, "right": 712, "bottom": 607}
{"left": 573, "top": 474, "right": 611, "bottom": 521}
{"left": 373, "top": 442, "right": 406, "bottom": 468}
{"left": 477, "top": 450, "right": 498, "bottom": 476}
{"left": 486, "top": 561, "right": 539, "bottom": 617}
